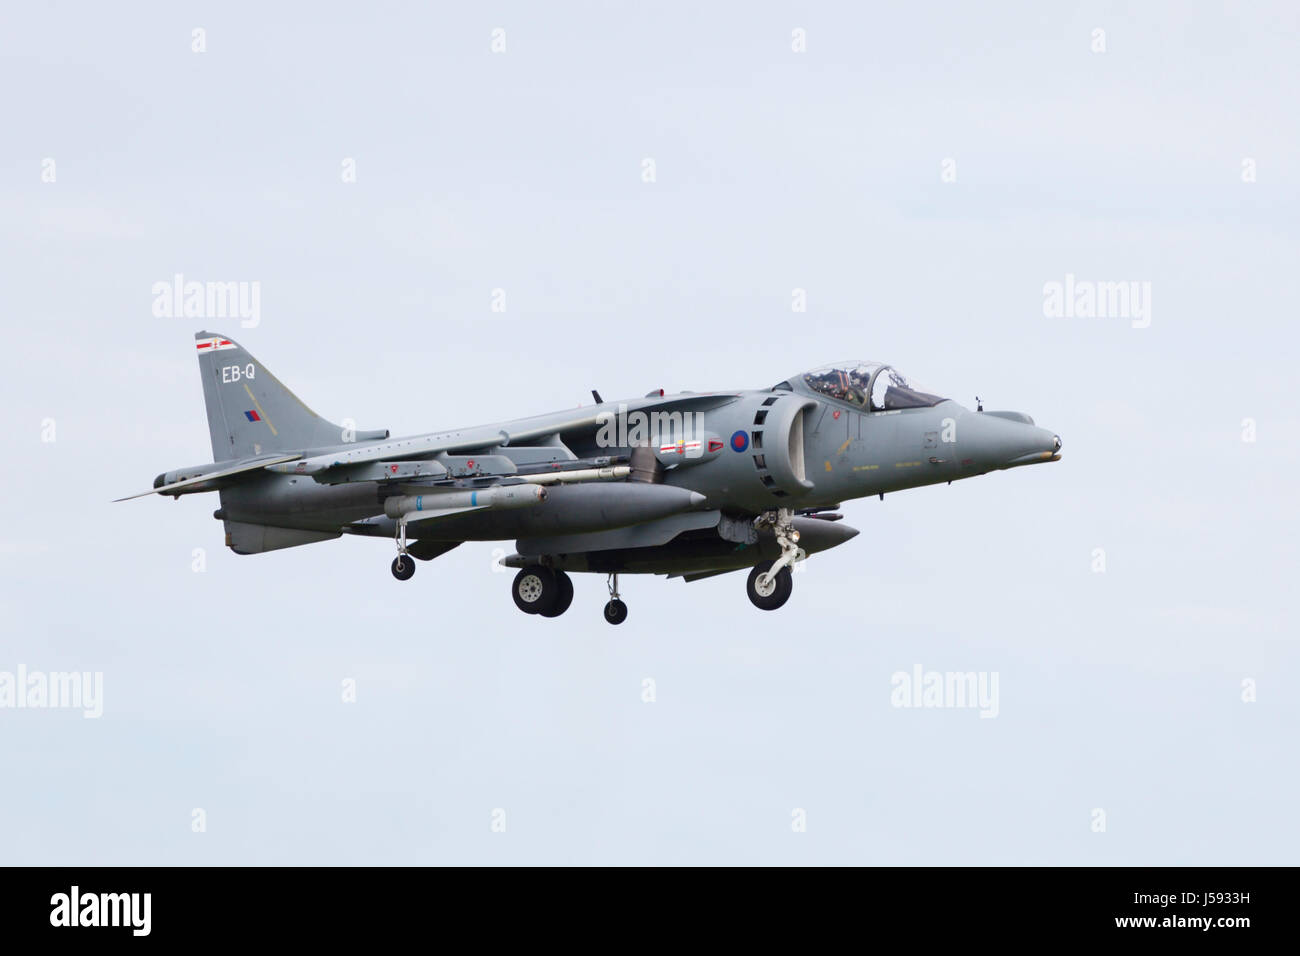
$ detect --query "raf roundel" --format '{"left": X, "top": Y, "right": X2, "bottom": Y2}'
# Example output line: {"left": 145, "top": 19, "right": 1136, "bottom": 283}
{"left": 730, "top": 430, "right": 749, "bottom": 453}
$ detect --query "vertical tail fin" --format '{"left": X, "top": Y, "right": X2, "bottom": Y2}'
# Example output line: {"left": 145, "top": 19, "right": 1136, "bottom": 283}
{"left": 194, "top": 332, "right": 386, "bottom": 459}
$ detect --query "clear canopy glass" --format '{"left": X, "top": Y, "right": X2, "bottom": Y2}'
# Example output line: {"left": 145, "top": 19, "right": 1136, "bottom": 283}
{"left": 801, "top": 361, "right": 879, "bottom": 407}
{"left": 799, "top": 362, "right": 944, "bottom": 411}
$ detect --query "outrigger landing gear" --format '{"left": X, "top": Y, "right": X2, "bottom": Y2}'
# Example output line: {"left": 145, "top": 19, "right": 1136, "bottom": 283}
{"left": 391, "top": 517, "right": 416, "bottom": 580}
{"left": 748, "top": 508, "right": 805, "bottom": 610}
{"left": 391, "top": 555, "right": 415, "bottom": 581}
{"left": 603, "top": 573, "right": 628, "bottom": 625}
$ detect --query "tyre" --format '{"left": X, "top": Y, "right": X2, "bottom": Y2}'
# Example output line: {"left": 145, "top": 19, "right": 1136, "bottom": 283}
{"left": 512, "top": 567, "right": 558, "bottom": 615}
{"left": 746, "top": 560, "right": 792, "bottom": 610}
{"left": 603, "top": 599, "right": 628, "bottom": 625}
{"left": 540, "top": 571, "right": 575, "bottom": 618}
{"left": 391, "top": 555, "right": 416, "bottom": 581}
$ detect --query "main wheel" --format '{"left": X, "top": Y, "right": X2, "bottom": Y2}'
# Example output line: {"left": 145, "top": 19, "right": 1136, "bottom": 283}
{"left": 540, "top": 571, "right": 575, "bottom": 618}
{"left": 512, "top": 567, "right": 559, "bottom": 615}
{"left": 391, "top": 555, "right": 416, "bottom": 581}
{"left": 746, "top": 560, "right": 792, "bottom": 610}
{"left": 603, "top": 599, "right": 628, "bottom": 625}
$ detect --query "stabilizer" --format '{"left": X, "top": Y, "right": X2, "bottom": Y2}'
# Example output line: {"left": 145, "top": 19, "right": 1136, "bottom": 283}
{"left": 194, "top": 331, "right": 386, "bottom": 459}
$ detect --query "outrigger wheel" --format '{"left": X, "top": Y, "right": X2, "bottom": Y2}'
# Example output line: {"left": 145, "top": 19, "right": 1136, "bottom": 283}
{"left": 603, "top": 573, "right": 628, "bottom": 625}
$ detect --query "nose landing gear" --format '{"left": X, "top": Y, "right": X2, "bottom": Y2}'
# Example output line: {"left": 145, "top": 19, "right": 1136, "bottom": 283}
{"left": 746, "top": 560, "right": 792, "bottom": 609}
{"left": 748, "top": 508, "right": 805, "bottom": 610}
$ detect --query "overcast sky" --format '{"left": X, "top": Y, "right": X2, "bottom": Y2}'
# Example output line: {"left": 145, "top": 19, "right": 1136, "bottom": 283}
{"left": 1, "top": 1, "right": 1296, "bottom": 864}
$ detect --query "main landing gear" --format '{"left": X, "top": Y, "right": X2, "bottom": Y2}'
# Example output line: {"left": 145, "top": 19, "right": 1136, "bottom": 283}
{"left": 511, "top": 567, "right": 575, "bottom": 618}
{"left": 747, "top": 508, "right": 805, "bottom": 611}
{"left": 407, "top": 508, "right": 808, "bottom": 617}
{"left": 509, "top": 567, "right": 627, "bottom": 625}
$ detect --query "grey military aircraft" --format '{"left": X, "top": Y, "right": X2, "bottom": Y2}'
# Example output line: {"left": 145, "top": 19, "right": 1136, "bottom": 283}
{"left": 120, "top": 333, "right": 1061, "bottom": 624}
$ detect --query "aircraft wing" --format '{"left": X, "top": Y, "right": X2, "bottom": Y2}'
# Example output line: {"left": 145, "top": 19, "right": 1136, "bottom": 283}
{"left": 266, "top": 392, "right": 740, "bottom": 481}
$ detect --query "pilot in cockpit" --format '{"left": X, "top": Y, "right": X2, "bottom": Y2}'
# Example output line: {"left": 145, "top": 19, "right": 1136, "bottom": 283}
{"left": 799, "top": 362, "right": 944, "bottom": 413}
{"left": 845, "top": 367, "right": 871, "bottom": 406}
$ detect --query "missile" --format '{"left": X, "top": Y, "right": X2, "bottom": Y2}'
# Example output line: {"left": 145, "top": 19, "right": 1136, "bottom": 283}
{"left": 370, "top": 480, "right": 708, "bottom": 540}
{"left": 383, "top": 484, "right": 546, "bottom": 520}
{"left": 519, "top": 465, "right": 630, "bottom": 485}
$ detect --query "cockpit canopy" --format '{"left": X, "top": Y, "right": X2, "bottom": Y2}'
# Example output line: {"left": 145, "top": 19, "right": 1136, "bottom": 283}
{"left": 794, "top": 361, "right": 945, "bottom": 411}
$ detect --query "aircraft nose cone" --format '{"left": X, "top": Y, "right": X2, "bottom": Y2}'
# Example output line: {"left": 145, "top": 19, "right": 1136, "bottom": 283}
{"left": 961, "top": 411, "right": 1061, "bottom": 470}
{"left": 1007, "top": 424, "right": 1061, "bottom": 465}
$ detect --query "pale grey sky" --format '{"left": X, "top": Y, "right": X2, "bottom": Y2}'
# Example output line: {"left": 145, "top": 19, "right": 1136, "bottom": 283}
{"left": 1, "top": 1, "right": 1296, "bottom": 864}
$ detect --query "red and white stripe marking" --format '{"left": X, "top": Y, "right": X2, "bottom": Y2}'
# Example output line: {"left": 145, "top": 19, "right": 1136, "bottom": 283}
{"left": 195, "top": 337, "right": 235, "bottom": 352}
{"left": 659, "top": 440, "right": 703, "bottom": 455}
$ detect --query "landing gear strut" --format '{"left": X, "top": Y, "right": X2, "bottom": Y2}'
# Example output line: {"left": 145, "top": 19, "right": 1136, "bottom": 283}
{"left": 748, "top": 508, "right": 805, "bottom": 610}
{"left": 391, "top": 515, "right": 416, "bottom": 580}
{"left": 603, "top": 573, "right": 628, "bottom": 625}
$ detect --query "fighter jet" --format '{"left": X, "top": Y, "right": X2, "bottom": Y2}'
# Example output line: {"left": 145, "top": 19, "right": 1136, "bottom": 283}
{"left": 120, "top": 334, "right": 1061, "bottom": 624}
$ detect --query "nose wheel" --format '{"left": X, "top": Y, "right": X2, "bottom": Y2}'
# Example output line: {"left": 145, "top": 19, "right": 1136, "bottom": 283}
{"left": 747, "top": 508, "right": 804, "bottom": 610}
{"left": 746, "top": 560, "right": 792, "bottom": 610}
